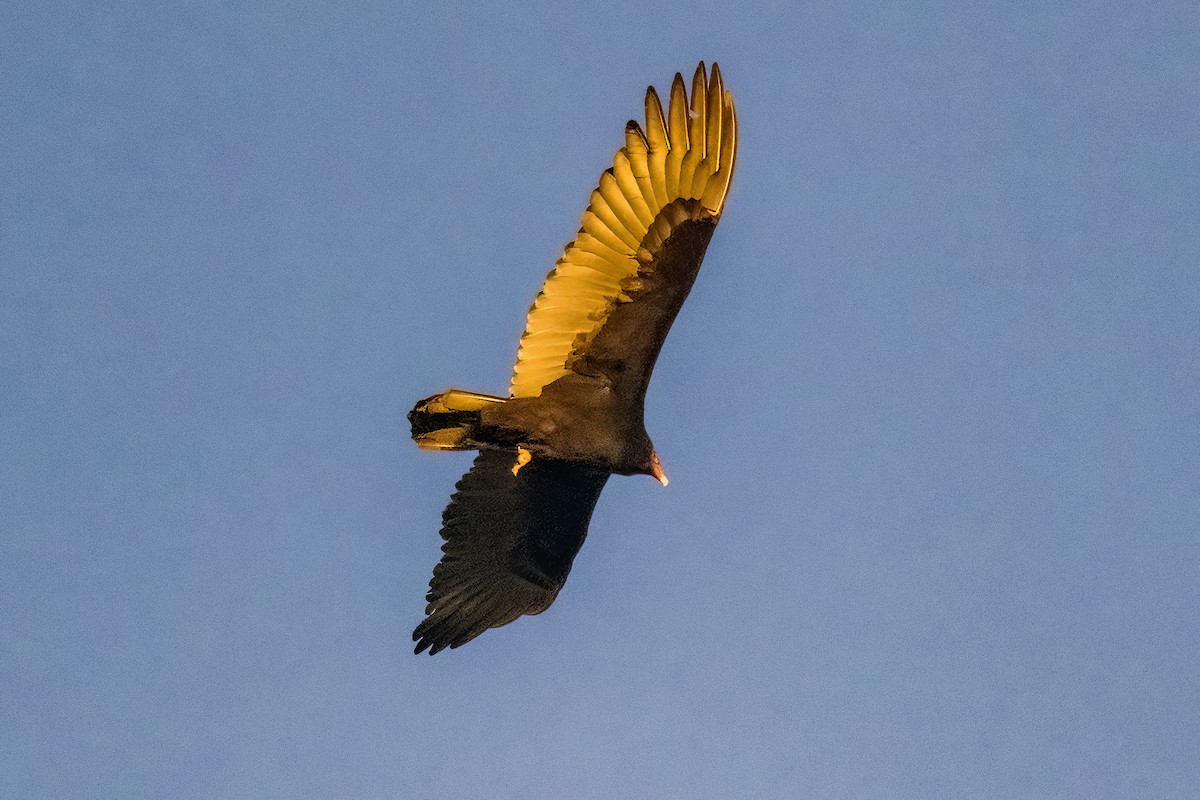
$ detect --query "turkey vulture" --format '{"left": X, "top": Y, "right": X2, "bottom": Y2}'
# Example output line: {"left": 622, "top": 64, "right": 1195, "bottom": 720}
{"left": 408, "top": 62, "right": 737, "bottom": 654}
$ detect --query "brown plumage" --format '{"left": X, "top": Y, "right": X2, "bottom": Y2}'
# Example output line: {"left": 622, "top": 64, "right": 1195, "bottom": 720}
{"left": 408, "top": 63, "right": 737, "bottom": 654}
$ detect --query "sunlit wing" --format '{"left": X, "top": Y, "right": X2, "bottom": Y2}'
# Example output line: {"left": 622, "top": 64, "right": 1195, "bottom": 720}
{"left": 509, "top": 62, "right": 737, "bottom": 400}
{"left": 413, "top": 450, "right": 610, "bottom": 655}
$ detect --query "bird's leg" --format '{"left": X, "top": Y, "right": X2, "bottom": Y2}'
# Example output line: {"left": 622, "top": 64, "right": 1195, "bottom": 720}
{"left": 511, "top": 446, "right": 533, "bottom": 476}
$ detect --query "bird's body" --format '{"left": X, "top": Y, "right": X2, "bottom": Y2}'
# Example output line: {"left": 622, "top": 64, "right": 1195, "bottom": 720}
{"left": 482, "top": 378, "right": 652, "bottom": 473}
{"left": 408, "top": 63, "right": 737, "bottom": 654}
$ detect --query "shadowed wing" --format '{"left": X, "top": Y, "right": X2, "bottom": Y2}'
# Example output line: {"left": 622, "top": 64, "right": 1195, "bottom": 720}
{"left": 509, "top": 62, "right": 737, "bottom": 403}
{"left": 413, "top": 450, "right": 610, "bottom": 655}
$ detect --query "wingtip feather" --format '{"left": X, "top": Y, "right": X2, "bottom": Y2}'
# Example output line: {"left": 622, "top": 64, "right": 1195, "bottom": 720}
{"left": 644, "top": 86, "right": 669, "bottom": 150}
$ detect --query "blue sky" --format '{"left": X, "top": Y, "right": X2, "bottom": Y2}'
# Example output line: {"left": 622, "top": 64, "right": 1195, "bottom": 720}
{"left": 3, "top": 2, "right": 1198, "bottom": 797}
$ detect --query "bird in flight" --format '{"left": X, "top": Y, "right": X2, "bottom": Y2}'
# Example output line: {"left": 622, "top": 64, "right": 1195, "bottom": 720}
{"left": 408, "top": 62, "right": 737, "bottom": 654}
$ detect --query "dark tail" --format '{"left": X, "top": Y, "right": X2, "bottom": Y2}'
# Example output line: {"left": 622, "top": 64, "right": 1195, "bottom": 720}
{"left": 408, "top": 389, "right": 505, "bottom": 450}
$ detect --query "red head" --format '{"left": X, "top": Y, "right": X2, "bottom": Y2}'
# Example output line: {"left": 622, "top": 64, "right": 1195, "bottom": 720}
{"left": 645, "top": 449, "right": 669, "bottom": 486}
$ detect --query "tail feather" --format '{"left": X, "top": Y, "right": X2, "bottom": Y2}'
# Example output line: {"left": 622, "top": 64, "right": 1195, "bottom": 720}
{"left": 408, "top": 390, "right": 505, "bottom": 450}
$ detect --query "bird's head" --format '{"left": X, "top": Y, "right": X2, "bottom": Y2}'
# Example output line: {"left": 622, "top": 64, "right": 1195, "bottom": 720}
{"left": 643, "top": 449, "right": 669, "bottom": 487}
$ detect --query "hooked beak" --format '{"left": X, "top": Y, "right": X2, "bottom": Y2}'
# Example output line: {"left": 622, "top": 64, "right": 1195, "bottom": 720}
{"left": 649, "top": 450, "right": 669, "bottom": 487}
